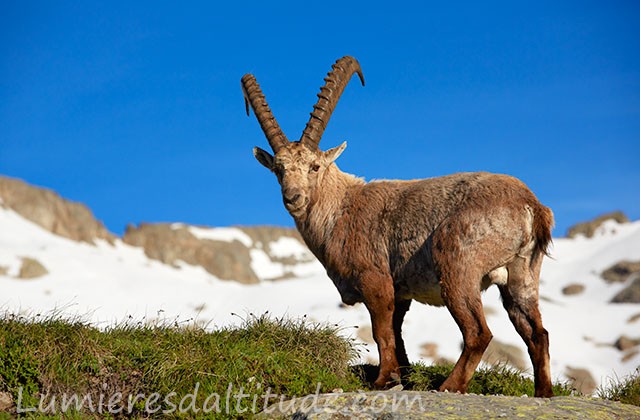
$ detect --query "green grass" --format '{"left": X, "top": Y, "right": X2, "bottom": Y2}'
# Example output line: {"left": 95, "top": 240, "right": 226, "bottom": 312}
{"left": 1, "top": 313, "right": 636, "bottom": 418}
{"left": 0, "top": 312, "right": 362, "bottom": 418}
{"left": 597, "top": 368, "right": 640, "bottom": 407}
{"left": 407, "top": 362, "right": 575, "bottom": 397}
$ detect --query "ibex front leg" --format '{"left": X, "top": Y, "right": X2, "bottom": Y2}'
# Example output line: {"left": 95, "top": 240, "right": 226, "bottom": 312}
{"left": 361, "top": 271, "right": 401, "bottom": 389}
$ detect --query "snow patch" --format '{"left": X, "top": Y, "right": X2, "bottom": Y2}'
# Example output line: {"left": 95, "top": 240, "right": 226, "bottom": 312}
{"left": 188, "top": 226, "right": 253, "bottom": 247}
{"left": 250, "top": 249, "right": 285, "bottom": 280}
{"left": 268, "top": 237, "right": 311, "bottom": 259}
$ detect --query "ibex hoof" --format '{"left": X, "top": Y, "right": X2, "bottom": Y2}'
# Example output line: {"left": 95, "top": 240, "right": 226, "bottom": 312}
{"left": 374, "top": 371, "right": 402, "bottom": 390}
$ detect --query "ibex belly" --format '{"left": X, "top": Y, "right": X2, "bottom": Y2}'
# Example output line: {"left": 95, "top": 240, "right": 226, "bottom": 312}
{"left": 396, "top": 266, "right": 508, "bottom": 306}
{"left": 395, "top": 269, "right": 446, "bottom": 306}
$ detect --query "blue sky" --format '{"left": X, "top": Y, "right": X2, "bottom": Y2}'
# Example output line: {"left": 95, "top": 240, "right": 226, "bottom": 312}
{"left": 1, "top": 1, "right": 639, "bottom": 236}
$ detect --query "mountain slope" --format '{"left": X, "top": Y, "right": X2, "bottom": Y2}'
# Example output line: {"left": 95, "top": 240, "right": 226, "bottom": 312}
{"left": 1, "top": 177, "right": 639, "bottom": 393}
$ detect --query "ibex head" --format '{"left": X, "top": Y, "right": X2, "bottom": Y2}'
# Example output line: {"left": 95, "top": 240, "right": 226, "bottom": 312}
{"left": 242, "top": 56, "right": 365, "bottom": 217}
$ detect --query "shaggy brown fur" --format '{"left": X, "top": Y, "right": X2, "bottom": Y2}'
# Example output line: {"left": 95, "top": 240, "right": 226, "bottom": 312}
{"left": 242, "top": 56, "right": 554, "bottom": 397}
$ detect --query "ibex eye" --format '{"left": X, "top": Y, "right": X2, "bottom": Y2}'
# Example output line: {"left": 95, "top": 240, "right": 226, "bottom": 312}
{"left": 310, "top": 164, "right": 320, "bottom": 172}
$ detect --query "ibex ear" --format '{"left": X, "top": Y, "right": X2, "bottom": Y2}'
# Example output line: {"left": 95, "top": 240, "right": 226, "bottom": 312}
{"left": 324, "top": 141, "right": 347, "bottom": 163}
{"left": 253, "top": 147, "right": 274, "bottom": 170}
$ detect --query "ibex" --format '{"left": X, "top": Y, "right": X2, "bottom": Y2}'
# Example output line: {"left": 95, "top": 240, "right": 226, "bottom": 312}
{"left": 242, "top": 56, "right": 554, "bottom": 397}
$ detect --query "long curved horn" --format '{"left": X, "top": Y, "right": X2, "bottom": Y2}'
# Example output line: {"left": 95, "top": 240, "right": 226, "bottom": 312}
{"left": 300, "top": 56, "right": 365, "bottom": 149}
{"left": 241, "top": 74, "right": 288, "bottom": 152}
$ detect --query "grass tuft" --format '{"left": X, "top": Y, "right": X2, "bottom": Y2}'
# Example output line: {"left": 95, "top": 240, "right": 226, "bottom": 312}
{"left": 597, "top": 368, "right": 640, "bottom": 407}
{"left": 408, "top": 362, "right": 575, "bottom": 397}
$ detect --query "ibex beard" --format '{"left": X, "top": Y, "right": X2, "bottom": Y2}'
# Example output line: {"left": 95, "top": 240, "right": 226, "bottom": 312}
{"left": 242, "top": 56, "right": 554, "bottom": 398}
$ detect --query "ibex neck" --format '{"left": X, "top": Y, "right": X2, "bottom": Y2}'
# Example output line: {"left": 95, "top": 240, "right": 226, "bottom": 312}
{"left": 294, "top": 164, "right": 364, "bottom": 261}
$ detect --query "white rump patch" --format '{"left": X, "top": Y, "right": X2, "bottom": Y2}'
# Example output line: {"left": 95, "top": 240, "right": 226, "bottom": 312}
{"left": 487, "top": 266, "right": 508, "bottom": 285}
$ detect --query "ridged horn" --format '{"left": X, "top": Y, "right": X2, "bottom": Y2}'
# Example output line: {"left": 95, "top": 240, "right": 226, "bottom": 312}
{"left": 300, "top": 56, "right": 365, "bottom": 149}
{"left": 241, "top": 74, "right": 288, "bottom": 152}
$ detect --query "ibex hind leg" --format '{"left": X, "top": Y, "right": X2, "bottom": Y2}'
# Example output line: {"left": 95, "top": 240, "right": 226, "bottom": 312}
{"left": 438, "top": 267, "right": 493, "bottom": 394}
{"left": 393, "top": 299, "right": 412, "bottom": 379}
{"left": 499, "top": 255, "right": 553, "bottom": 397}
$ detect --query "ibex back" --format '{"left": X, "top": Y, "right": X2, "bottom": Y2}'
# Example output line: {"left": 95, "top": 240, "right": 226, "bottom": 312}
{"left": 242, "top": 56, "right": 554, "bottom": 397}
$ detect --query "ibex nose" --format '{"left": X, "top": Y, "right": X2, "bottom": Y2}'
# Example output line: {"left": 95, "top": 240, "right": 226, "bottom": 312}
{"left": 283, "top": 189, "right": 302, "bottom": 206}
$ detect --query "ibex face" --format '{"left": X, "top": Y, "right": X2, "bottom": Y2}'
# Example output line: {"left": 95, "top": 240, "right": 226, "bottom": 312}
{"left": 242, "top": 56, "right": 364, "bottom": 217}
{"left": 253, "top": 141, "right": 346, "bottom": 217}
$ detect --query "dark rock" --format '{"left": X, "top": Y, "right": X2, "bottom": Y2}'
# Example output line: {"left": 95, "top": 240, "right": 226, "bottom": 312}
{"left": 628, "top": 312, "right": 640, "bottom": 324}
{"left": 611, "top": 278, "right": 640, "bottom": 303}
{"left": 416, "top": 343, "right": 456, "bottom": 366}
{"left": 562, "top": 283, "right": 586, "bottom": 296}
{"left": 0, "top": 176, "right": 115, "bottom": 245}
{"left": 483, "top": 305, "right": 498, "bottom": 316}
{"left": 356, "top": 325, "right": 375, "bottom": 344}
{"left": 614, "top": 335, "right": 640, "bottom": 352}
{"left": 622, "top": 349, "right": 639, "bottom": 363}
{"left": 565, "top": 366, "right": 597, "bottom": 395}
{"left": 601, "top": 260, "right": 640, "bottom": 284}
{"left": 17, "top": 257, "right": 48, "bottom": 279}
{"left": 566, "top": 211, "right": 629, "bottom": 238}
{"left": 481, "top": 339, "right": 528, "bottom": 371}
{"left": 419, "top": 342, "right": 438, "bottom": 359}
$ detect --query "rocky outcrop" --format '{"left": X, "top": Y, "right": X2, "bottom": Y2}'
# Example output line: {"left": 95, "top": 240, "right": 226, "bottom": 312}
{"left": 0, "top": 176, "right": 115, "bottom": 244}
{"left": 123, "top": 223, "right": 259, "bottom": 284}
{"left": 122, "top": 223, "right": 312, "bottom": 284}
{"left": 258, "top": 391, "right": 640, "bottom": 419}
{"left": 0, "top": 175, "right": 316, "bottom": 284}
{"left": 566, "top": 211, "right": 629, "bottom": 238}
{"left": 238, "top": 226, "right": 311, "bottom": 266}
